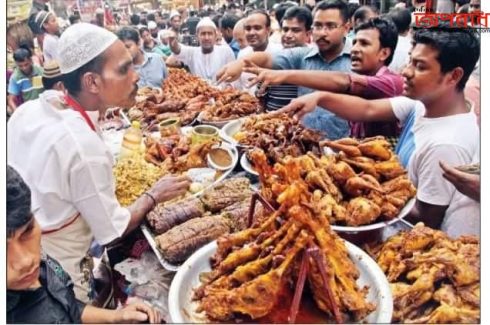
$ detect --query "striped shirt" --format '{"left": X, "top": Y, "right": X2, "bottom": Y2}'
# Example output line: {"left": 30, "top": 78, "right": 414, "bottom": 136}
{"left": 8, "top": 65, "right": 44, "bottom": 102}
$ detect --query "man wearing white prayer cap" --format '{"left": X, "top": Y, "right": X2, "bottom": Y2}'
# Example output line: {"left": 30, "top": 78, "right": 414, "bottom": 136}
{"left": 7, "top": 23, "right": 191, "bottom": 304}
{"left": 168, "top": 17, "right": 235, "bottom": 82}
{"left": 169, "top": 10, "right": 182, "bottom": 33}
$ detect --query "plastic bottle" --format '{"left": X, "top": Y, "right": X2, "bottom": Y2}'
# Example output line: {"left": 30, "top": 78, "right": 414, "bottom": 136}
{"left": 120, "top": 121, "right": 143, "bottom": 158}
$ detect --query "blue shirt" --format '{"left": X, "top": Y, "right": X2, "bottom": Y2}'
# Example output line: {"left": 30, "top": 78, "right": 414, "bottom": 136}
{"left": 272, "top": 42, "right": 352, "bottom": 139}
{"left": 134, "top": 51, "right": 168, "bottom": 89}
{"left": 229, "top": 39, "right": 241, "bottom": 58}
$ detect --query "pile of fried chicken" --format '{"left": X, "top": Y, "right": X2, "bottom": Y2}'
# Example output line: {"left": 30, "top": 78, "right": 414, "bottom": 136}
{"left": 249, "top": 136, "right": 416, "bottom": 227}
{"left": 194, "top": 162, "right": 375, "bottom": 322}
{"left": 200, "top": 88, "right": 263, "bottom": 122}
{"left": 127, "top": 69, "right": 219, "bottom": 129}
{"left": 368, "top": 224, "right": 480, "bottom": 323}
{"left": 233, "top": 113, "right": 323, "bottom": 165}
{"left": 144, "top": 133, "right": 216, "bottom": 174}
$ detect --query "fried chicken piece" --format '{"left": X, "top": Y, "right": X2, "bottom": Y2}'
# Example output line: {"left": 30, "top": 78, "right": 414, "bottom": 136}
{"left": 305, "top": 169, "right": 342, "bottom": 202}
{"left": 312, "top": 190, "right": 347, "bottom": 224}
{"left": 345, "top": 197, "right": 382, "bottom": 226}
{"left": 321, "top": 139, "right": 362, "bottom": 157}
{"left": 358, "top": 137, "right": 392, "bottom": 161}
{"left": 374, "top": 157, "right": 406, "bottom": 180}
{"left": 326, "top": 160, "right": 356, "bottom": 186}
{"left": 339, "top": 154, "right": 380, "bottom": 179}
{"left": 408, "top": 303, "right": 480, "bottom": 324}
{"left": 344, "top": 175, "right": 384, "bottom": 197}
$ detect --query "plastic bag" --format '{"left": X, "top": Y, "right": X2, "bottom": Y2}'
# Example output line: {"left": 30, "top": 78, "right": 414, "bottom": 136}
{"left": 114, "top": 251, "right": 174, "bottom": 322}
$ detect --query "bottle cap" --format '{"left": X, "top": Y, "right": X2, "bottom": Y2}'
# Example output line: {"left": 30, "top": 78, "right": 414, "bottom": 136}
{"left": 132, "top": 121, "right": 141, "bottom": 129}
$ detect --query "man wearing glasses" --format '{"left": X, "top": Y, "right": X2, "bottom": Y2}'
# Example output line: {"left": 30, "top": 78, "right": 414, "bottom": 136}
{"left": 218, "top": 0, "right": 352, "bottom": 139}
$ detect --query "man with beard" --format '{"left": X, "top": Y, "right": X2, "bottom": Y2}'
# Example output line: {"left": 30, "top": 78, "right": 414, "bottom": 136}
{"left": 218, "top": 0, "right": 352, "bottom": 139}
{"left": 7, "top": 23, "right": 190, "bottom": 303}
{"left": 276, "top": 24, "right": 480, "bottom": 237}
{"left": 117, "top": 27, "right": 168, "bottom": 88}
{"left": 168, "top": 17, "right": 235, "bottom": 82}
{"left": 244, "top": 17, "right": 402, "bottom": 140}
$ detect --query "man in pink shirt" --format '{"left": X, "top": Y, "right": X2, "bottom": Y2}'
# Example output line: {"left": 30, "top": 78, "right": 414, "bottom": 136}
{"left": 245, "top": 17, "right": 403, "bottom": 139}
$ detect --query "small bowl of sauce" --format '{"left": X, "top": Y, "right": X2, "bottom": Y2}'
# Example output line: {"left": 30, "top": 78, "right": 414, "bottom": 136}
{"left": 207, "top": 144, "right": 235, "bottom": 171}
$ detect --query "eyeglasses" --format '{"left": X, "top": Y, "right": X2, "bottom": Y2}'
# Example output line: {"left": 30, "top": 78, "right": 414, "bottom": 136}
{"left": 312, "top": 23, "right": 343, "bottom": 31}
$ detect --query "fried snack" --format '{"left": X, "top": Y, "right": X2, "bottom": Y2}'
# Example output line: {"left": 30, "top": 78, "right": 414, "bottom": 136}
{"left": 249, "top": 148, "right": 416, "bottom": 227}
{"left": 114, "top": 155, "right": 166, "bottom": 206}
{"left": 156, "top": 215, "right": 230, "bottom": 263}
{"left": 200, "top": 177, "right": 253, "bottom": 212}
{"left": 200, "top": 89, "right": 263, "bottom": 121}
{"left": 235, "top": 113, "right": 322, "bottom": 166}
{"left": 147, "top": 197, "right": 205, "bottom": 235}
{"left": 195, "top": 166, "right": 375, "bottom": 322}
{"left": 370, "top": 224, "right": 480, "bottom": 323}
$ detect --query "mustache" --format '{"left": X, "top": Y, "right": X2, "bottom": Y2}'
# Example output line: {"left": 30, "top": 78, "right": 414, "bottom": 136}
{"left": 316, "top": 37, "right": 329, "bottom": 43}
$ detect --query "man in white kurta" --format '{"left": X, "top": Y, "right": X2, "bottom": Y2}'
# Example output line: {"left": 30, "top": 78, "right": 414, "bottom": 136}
{"left": 7, "top": 23, "right": 190, "bottom": 303}
{"left": 169, "top": 17, "right": 235, "bottom": 83}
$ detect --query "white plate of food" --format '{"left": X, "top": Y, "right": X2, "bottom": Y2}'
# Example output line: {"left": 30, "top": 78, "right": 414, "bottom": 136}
{"left": 169, "top": 240, "right": 393, "bottom": 323}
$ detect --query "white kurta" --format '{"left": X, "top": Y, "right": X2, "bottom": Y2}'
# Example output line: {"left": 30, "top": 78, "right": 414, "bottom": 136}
{"left": 7, "top": 90, "right": 130, "bottom": 301}
{"left": 173, "top": 44, "right": 235, "bottom": 82}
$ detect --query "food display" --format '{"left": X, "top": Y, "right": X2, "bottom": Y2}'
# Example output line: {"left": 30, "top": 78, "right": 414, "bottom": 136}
{"left": 114, "top": 155, "right": 166, "bottom": 206}
{"left": 368, "top": 224, "right": 480, "bottom": 323}
{"left": 193, "top": 170, "right": 376, "bottom": 323}
{"left": 146, "top": 177, "right": 264, "bottom": 264}
{"left": 200, "top": 89, "right": 263, "bottom": 122}
{"left": 232, "top": 113, "right": 323, "bottom": 165}
{"left": 249, "top": 136, "right": 416, "bottom": 227}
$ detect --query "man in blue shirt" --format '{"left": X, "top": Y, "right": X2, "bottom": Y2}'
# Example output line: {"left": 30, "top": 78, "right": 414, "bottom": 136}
{"left": 117, "top": 27, "right": 168, "bottom": 89}
{"left": 219, "top": 14, "right": 241, "bottom": 58}
{"left": 218, "top": 0, "right": 352, "bottom": 139}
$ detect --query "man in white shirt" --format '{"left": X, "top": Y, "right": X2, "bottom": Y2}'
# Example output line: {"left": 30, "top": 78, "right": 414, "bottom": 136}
{"left": 36, "top": 10, "right": 60, "bottom": 62}
{"left": 168, "top": 17, "right": 235, "bottom": 82}
{"left": 7, "top": 23, "right": 190, "bottom": 303}
{"left": 276, "top": 24, "right": 480, "bottom": 237}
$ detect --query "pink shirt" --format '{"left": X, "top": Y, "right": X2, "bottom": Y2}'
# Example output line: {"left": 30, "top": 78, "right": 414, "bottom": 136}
{"left": 348, "top": 66, "right": 404, "bottom": 138}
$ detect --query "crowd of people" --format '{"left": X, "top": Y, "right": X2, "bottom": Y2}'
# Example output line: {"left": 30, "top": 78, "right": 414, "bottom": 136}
{"left": 6, "top": 0, "right": 481, "bottom": 323}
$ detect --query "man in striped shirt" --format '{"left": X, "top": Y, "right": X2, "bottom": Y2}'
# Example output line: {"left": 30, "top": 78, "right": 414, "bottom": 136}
{"left": 7, "top": 48, "right": 44, "bottom": 113}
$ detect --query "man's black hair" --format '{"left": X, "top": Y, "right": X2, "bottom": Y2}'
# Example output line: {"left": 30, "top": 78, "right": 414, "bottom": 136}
{"left": 247, "top": 9, "right": 271, "bottom": 28}
{"left": 116, "top": 26, "right": 140, "bottom": 43}
{"left": 147, "top": 13, "right": 155, "bottom": 22}
{"left": 62, "top": 54, "right": 106, "bottom": 96}
{"left": 313, "top": 0, "right": 350, "bottom": 23}
{"left": 130, "top": 13, "right": 140, "bottom": 25}
{"left": 355, "top": 17, "right": 398, "bottom": 66}
{"left": 385, "top": 7, "right": 411, "bottom": 34}
{"left": 220, "top": 14, "right": 239, "bottom": 30}
{"left": 413, "top": 23, "right": 480, "bottom": 91}
{"left": 42, "top": 75, "right": 64, "bottom": 90}
{"left": 68, "top": 14, "right": 80, "bottom": 25}
{"left": 347, "top": 2, "right": 360, "bottom": 20}
{"left": 282, "top": 6, "right": 313, "bottom": 31}
{"left": 353, "top": 6, "right": 379, "bottom": 24}
{"left": 275, "top": 3, "right": 296, "bottom": 23}
{"left": 455, "top": 0, "right": 470, "bottom": 6}
{"left": 212, "top": 14, "right": 223, "bottom": 29}
{"left": 13, "top": 48, "right": 31, "bottom": 62}
{"left": 7, "top": 166, "right": 32, "bottom": 238}
{"left": 139, "top": 26, "right": 150, "bottom": 35}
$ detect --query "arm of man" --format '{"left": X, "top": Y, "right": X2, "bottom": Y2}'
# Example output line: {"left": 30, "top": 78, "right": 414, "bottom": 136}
{"left": 70, "top": 147, "right": 190, "bottom": 245}
{"left": 216, "top": 52, "right": 274, "bottom": 84}
{"left": 81, "top": 302, "right": 161, "bottom": 323}
{"left": 168, "top": 31, "right": 182, "bottom": 55}
{"left": 277, "top": 91, "right": 398, "bottom": 123}
{"left": 7, "top": 94, "right": 18, "bottom": 112}
{"left": 405, "top": 145, "right": 474, "bottom": 229}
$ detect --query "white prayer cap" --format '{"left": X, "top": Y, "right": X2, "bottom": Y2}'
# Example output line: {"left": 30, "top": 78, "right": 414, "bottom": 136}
{"left": 95, "top": 8, "right": 104, "bottom": 15}
{"left": 58, "top": 23, "right": 118, "bottom": 74}
{"left": 170, "top": 10, "right": 181, "bottom": 20}
{"left": 148, "top": 21, "right": 158, "bottom": 30}
{"left": 196, "top": 17, "right": 217, "bottom": 31}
